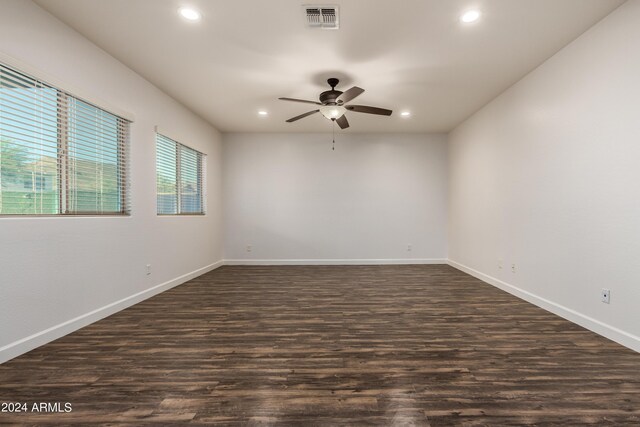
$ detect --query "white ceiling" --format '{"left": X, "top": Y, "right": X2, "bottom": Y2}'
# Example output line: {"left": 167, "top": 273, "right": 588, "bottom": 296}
{"left": 35, "top": 0, "right": 623, "bottom": 133}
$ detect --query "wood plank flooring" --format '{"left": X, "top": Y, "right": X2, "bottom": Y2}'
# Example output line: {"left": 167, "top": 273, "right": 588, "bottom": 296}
{"left": 1, "top": 265, "right": 639, "bottom": 425}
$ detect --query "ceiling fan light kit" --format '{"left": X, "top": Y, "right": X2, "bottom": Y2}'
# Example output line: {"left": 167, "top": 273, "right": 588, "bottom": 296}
{"left": 278, "top": 78, "right": 392, "bottom": 130}
{"left": 319, "top": 105, "right": 346, "bottom": 120}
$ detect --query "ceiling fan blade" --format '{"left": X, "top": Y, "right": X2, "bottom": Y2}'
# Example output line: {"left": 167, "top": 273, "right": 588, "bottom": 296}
{"left": 336, "top": 114, "right": 349, "bottom": 129}
{"left": 337, "top": 86, "right": 364, "bottom": 103}
{"left": 286, "top": 110, "right": 319, "bottom": 123}
{"left": 346, "top": 105, "right": 392, "bottom": 116}
{"left": 279, "top": 97, "right": 322, "bottom": 105}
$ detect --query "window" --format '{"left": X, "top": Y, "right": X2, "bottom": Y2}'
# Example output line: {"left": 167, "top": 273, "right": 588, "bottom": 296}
{"left": 23, "top": 174, "right": 48, "bottom": 191}
{"left": 156, "top": 133, "right": 204, "bottom": 215}
{"left": 0, "top": 62, "right": 130, "bottom": 215}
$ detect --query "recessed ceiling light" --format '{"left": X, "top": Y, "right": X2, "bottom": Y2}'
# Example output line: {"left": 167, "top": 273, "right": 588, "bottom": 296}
{"left": 460, "top": 10, "right": 481, "bottom": 23}
{"left": 400, "top": 111, "right": 411, "bottom": 117}
{"left": 179, "top": 7, "right": 201, "bottom": 21}
{"left": 258, "top": 111, "right": 268, "bottom": 116}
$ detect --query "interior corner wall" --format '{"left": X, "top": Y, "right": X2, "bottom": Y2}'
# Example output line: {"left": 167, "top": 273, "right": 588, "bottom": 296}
{"left": 222, "top": 133, "right": 448, "bottom": 263}
{"left": 447, "top": 1, "right": 640, "bottom": 352}
{"left": 0, "top": 0, "right": 224, "bottom": 363}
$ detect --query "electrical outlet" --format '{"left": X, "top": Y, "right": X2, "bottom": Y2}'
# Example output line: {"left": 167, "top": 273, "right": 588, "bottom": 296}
{"left": 146, "top": 264, "right": 151, "bottom": 275}
{"left": 601, "top": 288, "right": 611, "bottom": 304}
{"left": 246, "top": 244, "right": 252, "bottom": 253}
{"left": 407, "top": 244, "right": 412, "bottom": 252}
{"left": 497, "top": 258, "right": 503, "bottom": 270}
{"left": 511, "top": 263, "right": 516, "bottom": 273}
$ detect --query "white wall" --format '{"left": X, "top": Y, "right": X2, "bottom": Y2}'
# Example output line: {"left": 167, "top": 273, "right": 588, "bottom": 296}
{"left": 0, "top": 0, "right": 224, "bottom": 363}
{"left": 448, "top": 1, "right": 640, "bottom": 351}
{"left": 223, "top": 133, "right": 447, "bottom": 263}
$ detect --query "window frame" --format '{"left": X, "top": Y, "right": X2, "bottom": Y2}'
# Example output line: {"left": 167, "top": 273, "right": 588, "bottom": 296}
{"left": 0, "top": 61, "right": 131, "bottom": 217}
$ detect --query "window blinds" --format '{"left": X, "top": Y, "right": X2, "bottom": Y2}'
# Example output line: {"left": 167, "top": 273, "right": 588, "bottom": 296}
{"left": 0, "top": 62, "right": 130, "bottom": 215}
{"left": 156, "top": 134, "right": 178, "bottom": 214}
{"left": 156, "top": 133, "right": 204, "bottom": 215}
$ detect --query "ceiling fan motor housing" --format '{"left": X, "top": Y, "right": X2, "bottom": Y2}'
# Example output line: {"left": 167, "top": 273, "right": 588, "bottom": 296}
{"left": 319, "top": 78, "right": 343, "bottom": 105}
{"left": 319, "top": 89, "right": 343, "bottom": 105}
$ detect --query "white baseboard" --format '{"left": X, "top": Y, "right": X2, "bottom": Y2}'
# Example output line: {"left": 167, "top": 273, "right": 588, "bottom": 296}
{"left": 223, "top": 258, "right": 448, "bottom": 266}
{"left": 447, "top": 259, "right": 640, "bottom": 353}
{"left": 0, "top": 260, "right": 224, "bottom": 364}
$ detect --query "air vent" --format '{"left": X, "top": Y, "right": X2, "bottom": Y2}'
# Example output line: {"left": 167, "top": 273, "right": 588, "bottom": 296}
{"left": 304, "top": 5, "right": 339, "bottom": 29}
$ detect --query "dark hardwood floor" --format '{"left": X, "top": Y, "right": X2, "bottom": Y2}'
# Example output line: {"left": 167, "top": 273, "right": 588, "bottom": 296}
{"left": 1, "top": 265, "right": 639, "bottom": 425}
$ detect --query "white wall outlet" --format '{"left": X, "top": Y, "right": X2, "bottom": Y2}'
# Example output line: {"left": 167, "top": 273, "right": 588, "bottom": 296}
{"left": 511, "top": 263, "right": 516, "bottom": 273}
{"left": 601, "top": 288, "right": 611, "bottom": 304}
{"left": 246, "top": 244, "right": 252, "bottom": 252}
{"left": 407, "top": 244, "right": 412, "bottom": 252}
{"left": 497, "top": 258, "right": 503, "bottom": 270}
{"left": 146, "top": 264, "right": 151, "bottom": 275}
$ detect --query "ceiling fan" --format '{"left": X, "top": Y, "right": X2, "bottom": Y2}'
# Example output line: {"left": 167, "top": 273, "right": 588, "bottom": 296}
{"left": 278, "top": 78, "right": 392, "bottom": 129}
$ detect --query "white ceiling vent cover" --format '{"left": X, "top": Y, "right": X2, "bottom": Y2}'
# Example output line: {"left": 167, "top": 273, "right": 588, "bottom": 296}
{"left": 304, "top": 5, "right": 339, "bottom": 29}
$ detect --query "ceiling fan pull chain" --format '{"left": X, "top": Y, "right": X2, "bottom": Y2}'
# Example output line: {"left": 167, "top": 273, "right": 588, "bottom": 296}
{"left": 332, "top": 120, "right": 335, "bottom": 150}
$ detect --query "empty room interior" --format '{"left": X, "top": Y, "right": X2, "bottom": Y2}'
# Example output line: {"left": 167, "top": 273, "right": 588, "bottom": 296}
{"left": 1, "top": 0, "right": 640, "bottom": 424}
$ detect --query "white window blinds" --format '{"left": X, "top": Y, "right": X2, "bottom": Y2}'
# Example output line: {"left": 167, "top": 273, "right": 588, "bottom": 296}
{"left": 156, "top": 133, "right": 205, "bottom": 215}
{"left": 0, "top": 62, "right": 130, "bottom": 215}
